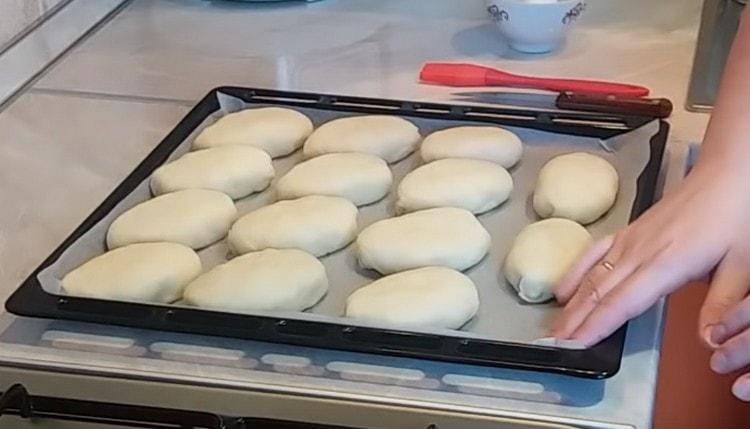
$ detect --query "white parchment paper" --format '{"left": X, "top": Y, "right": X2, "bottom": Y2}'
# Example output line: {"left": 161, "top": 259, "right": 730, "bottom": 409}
{"left": 38, "top": 92, "right": 659, "bottom": 345}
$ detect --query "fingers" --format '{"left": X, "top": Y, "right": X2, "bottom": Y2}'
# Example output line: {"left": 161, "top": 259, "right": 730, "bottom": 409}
{"left": 550, "top": 240, "right": 638, "bottom": 339}
{"left": 711, "top": 327, "right": 750, "bottom": 374}
{"left": 712, "top": 297, "right": 750, "bottom": 346}
{"left": 568, "top": 262, "right": 670, "bottom": 347}
{"left": 551, "top": 260, "right": 636, "bottom": 339}
{"left": 700, "top": 255, "right": 750, "bottom": 347}
{"left": 554, "top": 235, "right": 615, "bottom": 304}
{"left": 732, "top": 373, "right": 750, "bottom": 402}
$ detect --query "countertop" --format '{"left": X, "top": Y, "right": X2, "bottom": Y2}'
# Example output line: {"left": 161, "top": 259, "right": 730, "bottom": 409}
{"left": 0, "top": 0, "right": 66, "bottom": 49}
{"left": 0, "top": 1, "right": 707, "bottom": 428}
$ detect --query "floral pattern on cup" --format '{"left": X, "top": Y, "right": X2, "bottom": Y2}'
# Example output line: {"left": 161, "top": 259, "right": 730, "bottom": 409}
{"left": 562, "top": 2, "right": 586, "bottom": 25}
{"left": 487, "top": 5, "right": 510, "bottom": 22}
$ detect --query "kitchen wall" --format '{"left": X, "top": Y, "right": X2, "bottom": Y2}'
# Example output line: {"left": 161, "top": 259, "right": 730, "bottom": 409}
{"left": 0, "top": 0, "right": 704, "bottom": 52}
{"left": 580, "top": 0, "right": 703, "bottom": 30}
{"left": 388, "top": 0, "right": 703, "bottom": 31}
{"left": 0, "top": 0, "right": 66, "bottom": 50}
{"left": 356, "top": 0, "right": 703, "bottom": 29}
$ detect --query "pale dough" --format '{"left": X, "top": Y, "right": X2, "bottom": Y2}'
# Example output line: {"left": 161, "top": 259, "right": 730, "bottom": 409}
{"left": 150, "top": 145, "right": 274, "bottom": 199}
{"left": 357, "top": 207, "right": 490, "bottom": 274}
{"left": 420, "top": 126, "right": 523, "bottom": 168}
{"left": 193, "top": 107, "right": 314, "bottom": 158}
{"left": 345, "top": 266, "right": 479, "bottom": 330}
{"left": 504, "top": 218, "right": 592, "bottom": 303}
{"left": 276, "top": 153, "right": 393, "bottom": 206}
{"left": 303, "top": 115, "right": 421, "bottom": 163}
{"left": 533, "top": 152, "right": 619, "bottom": 224}
{"left": 107, "top": 189, "right": 237, "bottom": 250}
{"left": 396, "top": 158, "right": 513, "bottom": 214}
{"left": 183, "top": 249, "right": 328, "bottom": 313}
{"left": 62, "top": 242, "right": 201, "bottom": 303}
{"left": 228, "top": 195, "right": 358, "bottom": 257}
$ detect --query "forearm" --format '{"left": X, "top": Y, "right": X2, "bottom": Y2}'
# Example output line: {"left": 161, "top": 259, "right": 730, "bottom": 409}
{"left": 695, "top": 9, "right": 750, "bottom": 173}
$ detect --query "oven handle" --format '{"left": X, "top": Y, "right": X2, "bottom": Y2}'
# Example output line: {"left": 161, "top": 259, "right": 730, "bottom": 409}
{"left": 0, "top": 382, "right": 237, "bottom": 428}
{"left": 0, "top": 383, "right": 363, "bottom": 429}
{"left": 0, "top": 384, "right": 32, "bottom": 418}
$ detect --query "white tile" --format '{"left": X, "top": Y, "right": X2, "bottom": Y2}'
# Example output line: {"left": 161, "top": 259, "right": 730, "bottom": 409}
{"left": 0, "top": 0, "right": 66, "bottom": 48}
{"left": 0, "top": 92, "right": 189, "bottom": 301}
{"left": 0, "top": 0, "right": 125, "bottom": 106}
{"left": 31, "top": 0, "right": 708, "bottom": 143}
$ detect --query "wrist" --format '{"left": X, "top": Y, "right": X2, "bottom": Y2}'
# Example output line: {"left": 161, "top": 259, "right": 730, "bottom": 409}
{"left": 691, "top": 149, "right": 750, "bottom": 181}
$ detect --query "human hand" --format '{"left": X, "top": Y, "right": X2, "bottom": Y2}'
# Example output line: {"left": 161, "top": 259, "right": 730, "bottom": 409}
{"left": 707, "top": 296, "right": 750, "bottom": 401}
{"left": 549, "top": 162, "right": 750, "bottom": 348}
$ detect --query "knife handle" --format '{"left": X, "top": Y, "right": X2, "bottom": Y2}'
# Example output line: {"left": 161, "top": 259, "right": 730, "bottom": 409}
{"left": 556, "top": 92, "right": 673, "bottom": 118}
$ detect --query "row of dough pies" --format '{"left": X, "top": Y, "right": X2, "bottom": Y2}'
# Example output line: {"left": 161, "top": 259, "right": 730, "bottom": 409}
{"left": 61, "top": 107, "right": 618, "bottom": 332}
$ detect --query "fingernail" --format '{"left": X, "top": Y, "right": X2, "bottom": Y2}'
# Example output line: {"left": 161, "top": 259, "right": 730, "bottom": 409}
{"left": 703, "top": 325, "right": 718, "bottom": 348}
{"left": 711, "top": 352, "right": 728, "bottom": 373}
{"left": 711, "top": 324, "right": 727, "bottom": 345}
{"left": 734, "top": 380, "right": 750, "bottom": 401}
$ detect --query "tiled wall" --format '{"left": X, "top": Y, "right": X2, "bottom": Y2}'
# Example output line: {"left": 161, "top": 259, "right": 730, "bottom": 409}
{"left": 584, "top": 0, "right": 703, "bottom": 29}
{"left": 0, "top": 0, "right": 66, "bottom": 49}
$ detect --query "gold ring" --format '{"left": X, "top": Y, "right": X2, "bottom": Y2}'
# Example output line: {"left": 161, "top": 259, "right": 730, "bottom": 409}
{"left": 602, "top": 261, "right": 615, "bottom": 271}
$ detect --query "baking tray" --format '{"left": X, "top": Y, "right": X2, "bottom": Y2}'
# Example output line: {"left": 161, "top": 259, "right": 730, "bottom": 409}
{"left": 6, "top": 87, "right": 668, "bottom": 379}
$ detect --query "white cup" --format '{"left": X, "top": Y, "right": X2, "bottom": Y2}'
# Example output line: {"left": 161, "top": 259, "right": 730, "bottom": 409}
{"left": 485, "top": 0, "right": 586, "bottom": 54}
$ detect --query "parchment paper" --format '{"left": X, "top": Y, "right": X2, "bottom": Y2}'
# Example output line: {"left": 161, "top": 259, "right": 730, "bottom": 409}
{"left": 38, "top": 92, "right": 659, "bottom": 345}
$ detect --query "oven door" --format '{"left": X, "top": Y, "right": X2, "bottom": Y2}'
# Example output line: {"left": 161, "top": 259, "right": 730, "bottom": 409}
{"left": 0, "top": 384, "right": 353, "bottom": 429}
{"left": 0, "top": 382, "right": 586, "bottom": 429}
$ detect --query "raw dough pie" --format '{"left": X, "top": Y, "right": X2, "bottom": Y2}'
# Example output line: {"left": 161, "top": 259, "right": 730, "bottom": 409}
{"left": 183, "top": 248, "right": 328, "bottom": 313}
{"left": 106, "top": 189, "right": 237, "bottom": 250}
{"left": 356, "top": 207, "right": 490, "bottom": 274}
{"left": 276, "top": 153, "right": 393, "bottom": 206}
{"left": 533, "top": 152, "right": 619, "bottom": 224}
{"left": 420, "top": 126, "right": 523, "bottom": 168}
{"left": 62, "top": 242, "right": 201, "bottom": 303}
{"left": 303, "top": 115, "right": 421, "bottom": 163}
{"left": 228, "top": 195, "right": 358, "bottom": 257}
{"left": 504, "top": 218, "right": 592, "bottom": 303}
{"left": 345, "top": 266, "right": 479, "bottom": 330}
{"left": 151, "top": 145, "right": 274, "bottom": 199}
{"left": 193, "top": 107, "right": 314, "bottom": 158}
{"left": 396, "top": 158, "right": 513, "bottom": 214}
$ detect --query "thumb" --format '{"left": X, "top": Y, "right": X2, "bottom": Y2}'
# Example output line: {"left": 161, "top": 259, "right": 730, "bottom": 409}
{"left": 699, "top": 254, "right": 750, "bottom": 348}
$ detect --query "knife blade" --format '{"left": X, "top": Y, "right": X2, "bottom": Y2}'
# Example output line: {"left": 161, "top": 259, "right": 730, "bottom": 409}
{"left": 453, "top": 91, "right": 673, "bottom": 118}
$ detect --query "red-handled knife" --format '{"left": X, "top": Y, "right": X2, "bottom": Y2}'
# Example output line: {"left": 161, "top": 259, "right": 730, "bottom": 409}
{"left": 453, "top": 91, "right": 673, "bottom": 118}
{"left": 420, "top": 63, "right": 650, "bottom": 98}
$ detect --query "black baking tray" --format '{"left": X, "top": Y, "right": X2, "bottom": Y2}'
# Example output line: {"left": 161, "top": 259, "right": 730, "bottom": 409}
{"left": 5, "top": 86, "right": 668, "bottom": 379}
